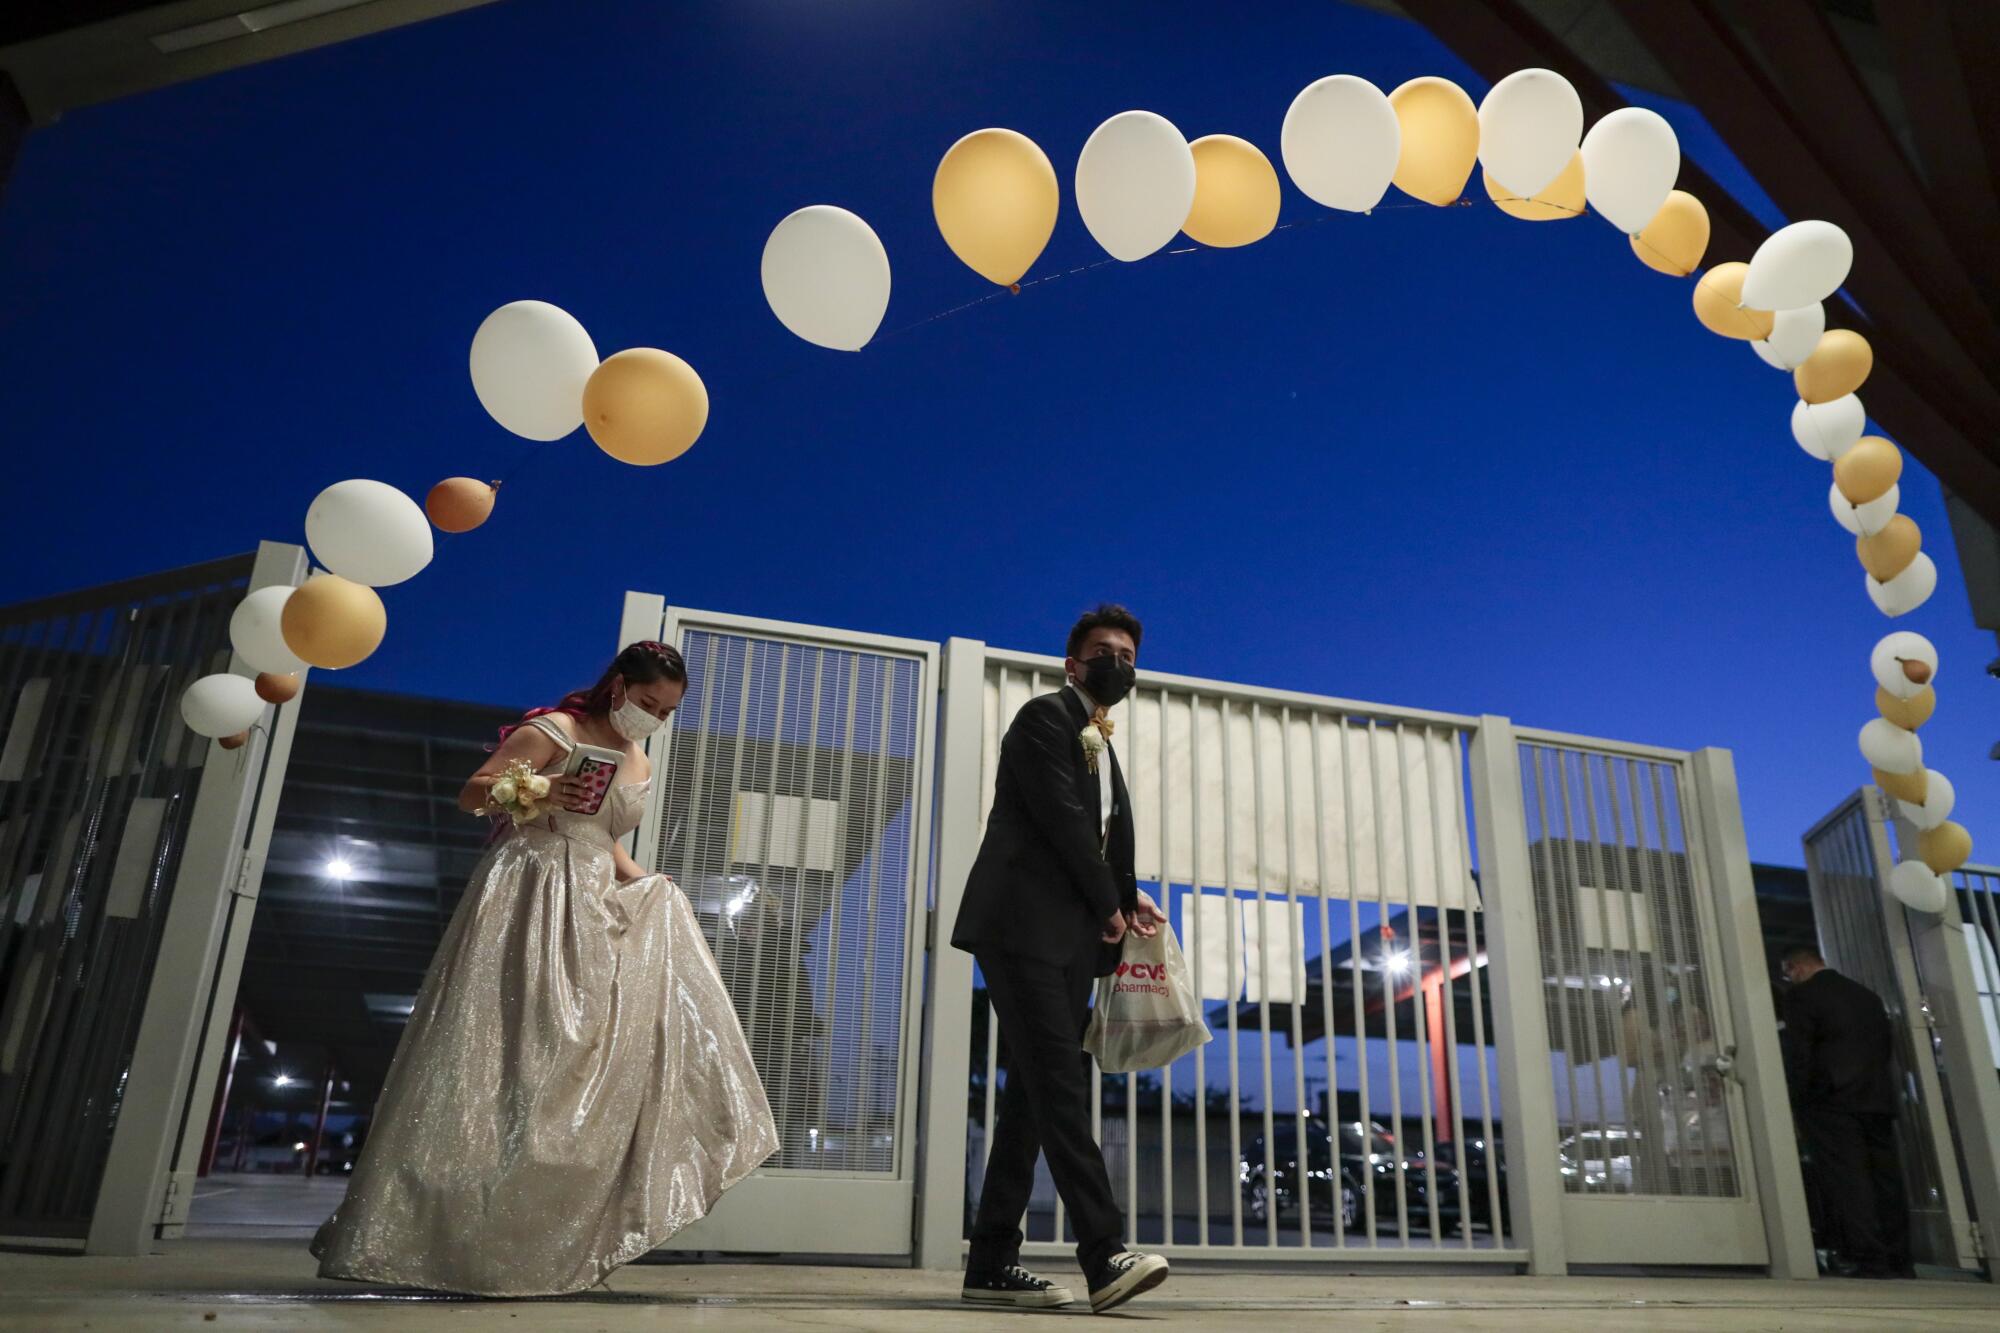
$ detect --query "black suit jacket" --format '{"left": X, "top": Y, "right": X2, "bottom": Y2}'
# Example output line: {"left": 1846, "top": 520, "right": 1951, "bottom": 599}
{"left": 950, "top": 687, "right": 1138, "bottom": 974}
{"left": 1781, "top": 968, "right": 1899, "bottom": 1116}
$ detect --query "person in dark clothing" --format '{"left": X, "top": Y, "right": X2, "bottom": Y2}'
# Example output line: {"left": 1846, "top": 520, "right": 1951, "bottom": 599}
{"left": 951, "top": 604, "right": 1170, "bottom": 1315}
{"left": 1779, "top": 945, "right": 1912, "bottom": 1278}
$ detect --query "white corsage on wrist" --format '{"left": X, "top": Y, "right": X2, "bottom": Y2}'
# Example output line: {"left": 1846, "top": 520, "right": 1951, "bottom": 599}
{"left": 478, "top": 757, "right": 553, "bottom": 825}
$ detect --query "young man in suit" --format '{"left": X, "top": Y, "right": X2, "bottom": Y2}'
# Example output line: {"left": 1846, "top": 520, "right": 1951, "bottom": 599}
{"left": 1779, "top": 945, "right": 1912, "bottom": 1278}
{"left": 951, "top": 604, "right": 1170, "bottom": 1314}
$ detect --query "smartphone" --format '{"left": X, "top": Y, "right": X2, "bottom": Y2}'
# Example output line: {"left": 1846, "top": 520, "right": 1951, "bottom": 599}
{"left": 564, "top": 743, "right": 623, "bottom": 816}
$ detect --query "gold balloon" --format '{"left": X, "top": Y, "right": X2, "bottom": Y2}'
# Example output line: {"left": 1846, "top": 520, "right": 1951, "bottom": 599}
{"left": 219, "top": 732, "right": 249, "bottom": 751}
{"left": 1834, "top": 437, "right": 1902, "bottom": 504}
{"left": 1691, "top": 263, "right": 1775, "bottom": 340}
{"left": 583, "top": 348, "right": 709, "bottom": 467}
{"left": 1876, "top": 685, "right": 1935, "bottom": 731}
{"left": 1388, "top": 77, "right": 1479, "bottom": 207}
{"left": 1857, "top": 514, "right": 1921, "bottom": 582}
{"left": 1631, "top": 190, "right": 1710, "bottom": 276}
{"left": 280, "top": 573, "right": 386, "bottom": 670}
{"left": 1917, "top": 822, "right": 1973, "bottom": 875}
{"left": 1873, "top": 767, "right": 1927, "bottom": 805}
{"left": 1183, "top": 135, "right": 1280, "bottom": 247}
{"left": 255, "top": 672, "right": 301, "bottom": 705}
{"left": 1795, "top": 329, "right": 1873, "bottom": 404}
{"left": 932, "top": 127, "right": 1058, "bottom": 287}
{"left": 1484, "top": 153, "right": 1584, "bottom": 221}
{"left": 425, "top": 477, "right": 499, "bottom": 533}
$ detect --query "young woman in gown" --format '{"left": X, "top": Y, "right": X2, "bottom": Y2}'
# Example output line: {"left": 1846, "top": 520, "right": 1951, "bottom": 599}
{"left": 312, "top": 641, "right": 778, "bottom": 1295}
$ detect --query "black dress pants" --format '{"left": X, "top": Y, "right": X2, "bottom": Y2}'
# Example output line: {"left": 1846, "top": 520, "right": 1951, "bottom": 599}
{"left": 1798, "top": 1106, "right": 1910, "bottom": 1274}
{"left": 968, "top": 948, "right": 1124, "bottom": 1275}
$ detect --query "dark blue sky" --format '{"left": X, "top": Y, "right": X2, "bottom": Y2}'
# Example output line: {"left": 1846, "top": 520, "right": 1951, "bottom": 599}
{"left": 1, "top": 0, "right": 1990, "bottom": 863}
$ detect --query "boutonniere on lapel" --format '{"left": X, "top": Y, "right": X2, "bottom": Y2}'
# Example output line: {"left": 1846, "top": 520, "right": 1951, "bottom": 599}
{"left": 1080, "top": 709, "right": 1114, "bottom": 774}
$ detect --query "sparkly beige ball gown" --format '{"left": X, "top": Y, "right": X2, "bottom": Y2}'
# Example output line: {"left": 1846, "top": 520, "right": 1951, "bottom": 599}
{"left": 311, "top": 716, "right": 778, "bottom": 1295}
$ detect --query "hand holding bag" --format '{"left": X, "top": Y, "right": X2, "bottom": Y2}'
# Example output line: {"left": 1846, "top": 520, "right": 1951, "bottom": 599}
{"left": 1083, "top": 923, "right": 1212, "bottom": 1073}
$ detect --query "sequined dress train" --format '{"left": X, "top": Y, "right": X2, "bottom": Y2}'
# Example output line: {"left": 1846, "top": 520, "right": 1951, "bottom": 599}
{"left": 311, "top": 716, "right": 778, "bottom": 1295}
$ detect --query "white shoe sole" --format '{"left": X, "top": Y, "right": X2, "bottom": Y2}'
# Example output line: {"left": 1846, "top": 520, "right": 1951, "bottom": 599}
{"left": 1089, "top": 1254, "right": 1169, "bottom": 1313}
{"left": 962, "top": 1286, "right": 1075, "bottom": 1308}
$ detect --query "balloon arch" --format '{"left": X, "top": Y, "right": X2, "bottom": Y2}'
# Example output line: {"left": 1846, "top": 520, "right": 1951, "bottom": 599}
{"left": 177, "top": 69, "right": 1973, "bottom": 906}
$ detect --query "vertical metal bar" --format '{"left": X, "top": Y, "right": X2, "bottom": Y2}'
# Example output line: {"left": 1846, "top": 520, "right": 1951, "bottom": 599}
{"left": 1529, "top": 747, "right": 1586, "bottom": 1193}
{"left": 818, "top": 651, "right": 863, "bottom": 1173}
{"left": 1341, "top": 717, "right": 1374, "bottom": 1246}
{"left": 1647, "top": 762, "right": 1704, "bottom": 1201}
{"left": 773, "top": 650, "right": 826, "bottom": 1160}
{"left": 1394, "top": 726, "right": 1442, "bottom": 1241}
{"left": 744, "top": 645, "right": 793, "bottom": 1059}
{"left": 981, "top": 667, "right": 1005, "bottom": 1178}
{"left": 1424, "top": 728, "right": 1474, "bottom": 1245}
{"left": 1157, "top": 685, "right": 1173, "bottom": 1247}
{"left": 1188, "top": 690, "right": 1208, "bottom": 1247}
{"left": 1579, "top": 756, "right": 1636, "bottom": 1195}
{"left": 1551, "top": 751, "right": 1611, "bottom": 1195}
{"left": 1280, "top": 709, "right": 1309, "bottom": 1251}
{"left": 856, "top": 655, "right": 895, "bottom": 1170}
{"left": 1453, "top": 731, "right": 1505, "bottom": 1244}
{"left": 305, "top": 1063, "right": 335, "bottom": 1178}
{"left": 1249, "top": 703, "right": 1277, "bottom": 1249}
{"left": 1309, "top": 713, "right": 1341, "bottom": 1250}
{"left": 1612, "top": 758, "right": 1666, "bottom": 1197}
{"left": 1220, "top": 697, "right": 1242, "bottom": 1249}
{"left": 1367, "top": 720, "right": 1409, "bottom": 1244}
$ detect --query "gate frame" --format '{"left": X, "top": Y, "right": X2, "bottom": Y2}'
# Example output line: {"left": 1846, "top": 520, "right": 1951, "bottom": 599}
{"left": 1805, "top": 786, "right": 2000, "bottom": 1278}
{"left": 86, "top": 541, "right": 308, "bottom": 1255}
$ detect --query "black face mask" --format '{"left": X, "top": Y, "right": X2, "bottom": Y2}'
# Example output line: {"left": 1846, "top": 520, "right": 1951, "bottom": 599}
{"left": 1080, "top": 654, "right": 1136, "bottom": 707}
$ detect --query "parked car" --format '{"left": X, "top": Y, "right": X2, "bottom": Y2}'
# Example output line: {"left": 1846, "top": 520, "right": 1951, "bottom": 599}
{"left": 1558, "top": 1128, "right": 1637, "bottom": 1191}
{"left": 1241, "top": 1118, "right": 1472, "bottom": 1236}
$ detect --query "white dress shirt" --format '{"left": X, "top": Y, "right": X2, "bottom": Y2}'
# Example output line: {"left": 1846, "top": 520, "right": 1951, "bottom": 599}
{"left": 1069, "top": 682, "right": 1113, "bottom": 843}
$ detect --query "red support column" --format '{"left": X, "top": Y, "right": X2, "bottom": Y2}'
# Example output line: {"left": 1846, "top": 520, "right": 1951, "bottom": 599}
{"left": 306, "top": 1063, "right": 337, "bottom": 1177}
{"left": 1424, "top": 975, "right": 1453, "bottom": 1142}
{"left": 197, "top": 1007, "right": 246, "bottom": 1177}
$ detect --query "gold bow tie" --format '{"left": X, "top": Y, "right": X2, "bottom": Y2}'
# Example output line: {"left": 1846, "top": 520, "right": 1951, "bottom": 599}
{"left": 1090, "top": 709, "right": 1115, "bottom": 740}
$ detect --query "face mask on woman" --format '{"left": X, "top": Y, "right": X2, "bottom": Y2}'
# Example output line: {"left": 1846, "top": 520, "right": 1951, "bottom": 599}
{"left": 609, "top": 687, "right": 663, "bottom": 740}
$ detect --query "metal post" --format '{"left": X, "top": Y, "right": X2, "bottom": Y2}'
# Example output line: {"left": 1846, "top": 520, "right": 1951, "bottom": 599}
{"left": 913, "top": 638, "right": 982, "bottom": 1269}
{"left": 1468, "top": 716, "right": 1567, "bottom": 1274}
{"left": 86, "top": 542, "right": 307, "bottom": 1254}
{"left": 1688, "top": 748, "right": 1817, "bottom": 1279}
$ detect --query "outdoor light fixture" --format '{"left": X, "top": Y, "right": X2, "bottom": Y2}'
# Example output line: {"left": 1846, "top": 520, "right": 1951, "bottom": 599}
{"left": 325, "top": 858, "right": 353, "bottom": 880}
{"left": 1385, "top": 950, "right": 1411, "bottom": 975}
{"left": 273, "top": 1073, "right": 294, "bottom": 1087}
{"left": 150, "top": 0, "right": 378, "bottom": 54}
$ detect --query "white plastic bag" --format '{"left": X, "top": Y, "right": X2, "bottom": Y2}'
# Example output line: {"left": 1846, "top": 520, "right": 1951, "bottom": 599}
{"left": 1084, "top": 923, "right": 1212, "bottom": 1073}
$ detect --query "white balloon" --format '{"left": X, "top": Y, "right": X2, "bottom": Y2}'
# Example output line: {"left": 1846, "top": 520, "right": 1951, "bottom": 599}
{"left": 1830, "top": 480, "right": 1899, "bottom": 536}
{"left": 229, "top": 585, "right": 306, "bottom": 674}
{"left": 1075, "top": 111, "right": 1197, "bottom": 263}
{"left": 1579, "top": 106, "right": 1679, "bottom": 234}
{"left": 1791, "top": 393, "right": 1866, "bottom": 461}
{"left": 1887, "top": 859, "right": 1949, "bottom": 914}
{"left": 1896, "top": 770, "right": 1956, "bottom": 832}
{"left": 1866, "top": 552, "right": 1938, "bottom": 618}
{"left": 760, "top": 206, "right": 892, "bottom": 350}
{"left": 180, "top": 673, "right": 265, "bottom": 739}
{"left": 1743, "top": 220, "right": 1853, "bottom": 311}
{"left": 1477, "top": 68, "right": 1583, "bottom": 198}
{"left": 1752, "top": 303, "right": 1826, "bottom": 371}
{"left": 1859, "top": 717, "right": 1922, "bottom": 774}
{"left": 1871, "top": 631, "right": 1938, "bottom": 700}
{"left": 468, "top": 301, "right": 598, "bottom": 441}
{"left": 1280, "top": 75, "right": 1401, "bottom": 212}
{"left": 304, "top": 480, "right": 433, "bottom": 587}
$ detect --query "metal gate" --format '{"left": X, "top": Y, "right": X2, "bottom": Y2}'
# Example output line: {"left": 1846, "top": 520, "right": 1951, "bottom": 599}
{"left": 1514, "top": 734, "right": 1770, "bottom": 1265}
{"left": 620, "top": 598, "right": 939, "bottom": 1256}
{"left": 1805, "top": 789, "right": 2000, "bottom": 1274}
{"left": 0, "top": 544, "right": 305, "bottom": 1251}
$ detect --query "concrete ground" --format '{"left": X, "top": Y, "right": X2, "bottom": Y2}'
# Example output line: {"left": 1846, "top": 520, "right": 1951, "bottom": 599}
{"left": 1, "top": 1240, "right": 1996, "bottom": 1332}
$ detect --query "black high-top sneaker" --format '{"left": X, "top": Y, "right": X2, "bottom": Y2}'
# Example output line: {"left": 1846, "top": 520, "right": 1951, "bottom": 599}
{"left": 1086, "top": 1249, "right": 1169, "bottom": 1314}
{"left": 961, "top": 1263, "right": 1075, "bottom": 1308}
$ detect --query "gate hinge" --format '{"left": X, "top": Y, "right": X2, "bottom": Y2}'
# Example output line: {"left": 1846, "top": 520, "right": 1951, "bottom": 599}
{"left": 157, "top": 1171, "right": 194, "bottom": 1228}
{"left": 1917, "top": 995, "right": 1943, "bottom": 1032}
{"left": 232, "top": 850, "right": 265, "bottom": 901}
{"left": 1971, "top": 1221, "right": 1988, "bottom": 1262}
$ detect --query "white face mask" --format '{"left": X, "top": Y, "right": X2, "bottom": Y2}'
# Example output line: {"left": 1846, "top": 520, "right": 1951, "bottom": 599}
{"left": 609, "top": 695, "right": 663, "bottom": 741}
